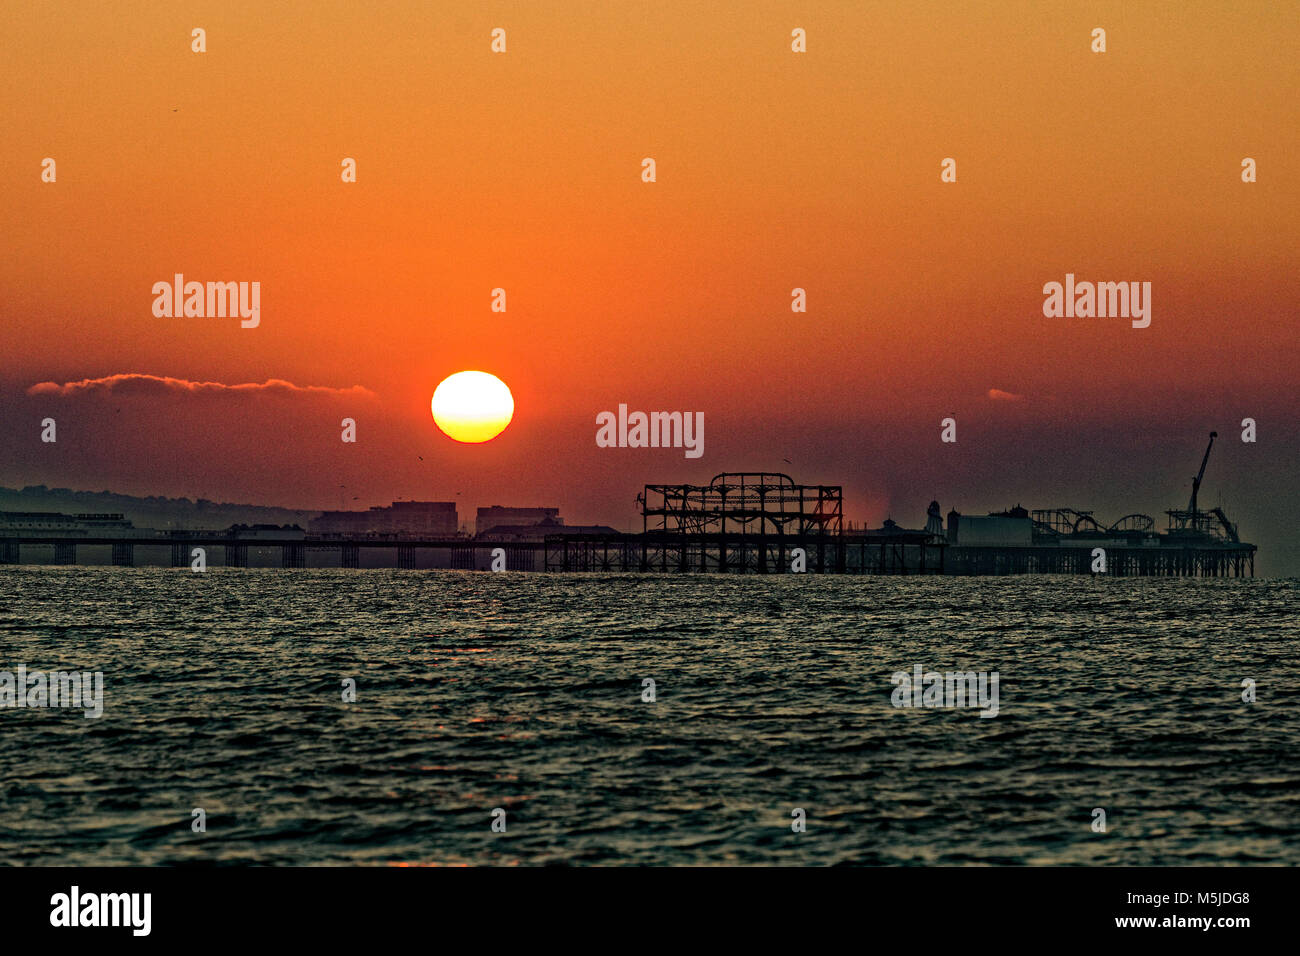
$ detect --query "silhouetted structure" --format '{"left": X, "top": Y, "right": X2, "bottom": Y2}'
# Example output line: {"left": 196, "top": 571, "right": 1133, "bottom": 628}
{"left": 633, "top": 473, "right": 848, "bottom": 572}
{"left": 477, "top": 517, "right": 616, "bottom": 542}
{"left": 0, "top": 438, "right": 1257, "bottom": 575}
{"left": 942, "top": 434, "right": 1255, "bottom": 576}
{"left": 310, "top": 501, "right": 458, "bottom": 537}
{"left": 475, "top": 506, "right": 562, "bottom": 535}
{"left": 544, "top": 474, "right": 941, "bottom": 573}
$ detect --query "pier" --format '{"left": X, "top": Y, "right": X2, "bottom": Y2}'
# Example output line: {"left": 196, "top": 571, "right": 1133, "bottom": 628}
{"left": 0, "top": 524, "right": 1252, "bottom": 577}
{"left": 0, "top": 440, "right": 1259, "bottom": 576}
{"left": 0, "top": 532, "right": 543, "bottom": 571}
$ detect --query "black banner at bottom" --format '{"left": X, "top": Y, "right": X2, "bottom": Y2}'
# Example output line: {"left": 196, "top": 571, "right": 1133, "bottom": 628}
{"left": 0, "top": 866, "right": 1286, "bottom": 942}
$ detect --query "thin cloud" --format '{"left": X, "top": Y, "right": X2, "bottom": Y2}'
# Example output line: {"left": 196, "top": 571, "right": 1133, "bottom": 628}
{"left": 987, "top": 388, "right": 1024, "bottom": 402}
{"left": 27, "top": 373, "right": 375, "bottom": 399}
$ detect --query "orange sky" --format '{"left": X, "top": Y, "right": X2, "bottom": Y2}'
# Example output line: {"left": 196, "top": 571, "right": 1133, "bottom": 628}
{"left": 2, "top": 1, "right": 1298, "bottom": 571}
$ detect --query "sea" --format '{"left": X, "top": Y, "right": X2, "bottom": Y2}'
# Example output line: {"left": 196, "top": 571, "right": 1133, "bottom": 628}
{"left": 1, "top": 569, "right": 1296, "bottom": 865}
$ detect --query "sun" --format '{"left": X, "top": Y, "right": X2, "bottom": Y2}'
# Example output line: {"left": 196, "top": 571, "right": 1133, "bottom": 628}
{"left": 431, "top": 370, "right": 514, "bottom": 443}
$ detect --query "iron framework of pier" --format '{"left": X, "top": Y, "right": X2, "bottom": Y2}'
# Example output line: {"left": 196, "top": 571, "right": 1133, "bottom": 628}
{"left": 543, "top": 530, "right": 944, "bottom": 574}
{"left": 542, "top": 473, "right": 943, "bottom": 574}
{"left": 636, "top": 473, "right": 843, "bottom": 572}
{"left": 641, "top": 473, "right": 842, "bottom": 537}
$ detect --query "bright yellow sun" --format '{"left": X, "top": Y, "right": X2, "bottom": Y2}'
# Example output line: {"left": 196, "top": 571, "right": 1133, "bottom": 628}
{"left": 431, "top": 370, "right": 514, "bottom": 443}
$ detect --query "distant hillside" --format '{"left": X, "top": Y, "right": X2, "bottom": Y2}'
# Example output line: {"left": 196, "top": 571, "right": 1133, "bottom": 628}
{"left": 0, "top": 485, "right": 320, "bottom": 532}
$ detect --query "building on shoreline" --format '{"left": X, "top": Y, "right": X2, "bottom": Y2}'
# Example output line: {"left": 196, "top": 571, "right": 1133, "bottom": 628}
{"left": 309, "top": 501, "right": 458, "bottom": 537}
{"left": 475, "top": 506, "right": 561, "bottom": 536}
{"left": 477, "top": 516, "right": 618, "bottom": 543}
{"left": 0, "top": 511, "right": 135, "bottom": 535}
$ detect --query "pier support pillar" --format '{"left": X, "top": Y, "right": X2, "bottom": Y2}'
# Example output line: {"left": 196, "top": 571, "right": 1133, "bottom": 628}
{"left": 111, "top": 542, "right": 134, "bottom": 567}
{"left": 397, "top": 545, "right": 416, "bottom": 570}
{"left": 227, "top": 543, "right": 249, "bottom": 568}
{"left": 340, "top": 544, "right": 360, "bottom": 569}
{"left": 0, "top": 539, "right": 18, "bottom": 564}
{"left": 282, "top": 543, "right": 305, "bottom": 568}
{"left": 54, "top": 542, "right": 77, "bottom": 565}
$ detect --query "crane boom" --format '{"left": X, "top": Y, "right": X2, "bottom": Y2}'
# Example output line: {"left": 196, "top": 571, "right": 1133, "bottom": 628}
{"left": 1188, "top": 431, "right": 1217, "bottom": 513}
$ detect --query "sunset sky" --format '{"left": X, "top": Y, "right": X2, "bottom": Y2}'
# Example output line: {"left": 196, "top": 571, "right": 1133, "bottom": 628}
{"left": 2, "top": 1, "right": 1297, "bottom": 572}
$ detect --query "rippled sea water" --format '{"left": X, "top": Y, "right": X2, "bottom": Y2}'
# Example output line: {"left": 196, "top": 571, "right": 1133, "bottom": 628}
{"left": 1, "top": 569, "right": 1297, "bottom": 865}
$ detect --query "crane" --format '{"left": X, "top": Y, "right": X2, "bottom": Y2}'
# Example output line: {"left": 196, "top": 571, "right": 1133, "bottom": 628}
{"left": 1187, "top": 431, "right": 1217, "bottom": 514}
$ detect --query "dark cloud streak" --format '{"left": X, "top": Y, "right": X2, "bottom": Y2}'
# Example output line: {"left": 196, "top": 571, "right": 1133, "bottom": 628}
{"left": 27, "top": 373, "right": 375, "bottom": 400}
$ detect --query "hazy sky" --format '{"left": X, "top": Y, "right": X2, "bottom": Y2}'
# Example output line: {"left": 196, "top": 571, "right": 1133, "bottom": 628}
{"left": 2, "top": 2, "right": 1297, "bottom": 572}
